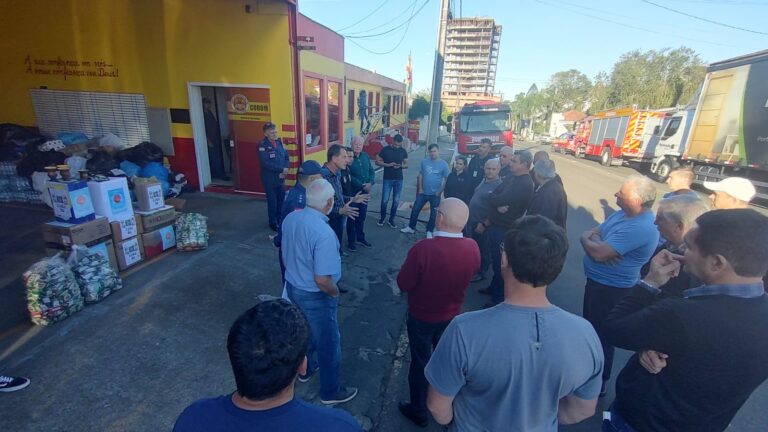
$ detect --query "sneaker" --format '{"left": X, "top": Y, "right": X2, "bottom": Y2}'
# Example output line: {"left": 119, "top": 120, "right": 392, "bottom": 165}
{"left": 347, "top": 244, "right": 357, "bottom": 252}
{"left": 297, "top": 368, "right": 318, "bottom": 383}
{"left": 387, "top": 221, "right": 397, "bottom": 229}
{"left": 426, "top": 231, "right": 433, "bottom": 239}
{"left": 470, "top": 273, "right": 485, "bottom": 283}
{"left": 358, "top": 240, "right": 373, "bottom": 248}
{"left": 377, "top": 220, "right": 385, "bottom": 227}
{"left": 0, "top": 375, "right": 30, "bottom": 393}
{"left": 398, "top": 402, "right": 428, "bottom": 428}
{"left": 320, "top": 386, "right": 358, "bottom": 404}
{"left": 400, "top": 226, "right": 415, "bottom": 234}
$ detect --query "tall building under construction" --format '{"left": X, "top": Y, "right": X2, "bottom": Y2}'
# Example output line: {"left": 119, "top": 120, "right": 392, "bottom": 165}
{"left": 442, "top": 17, "right": 502, "bottom": 113}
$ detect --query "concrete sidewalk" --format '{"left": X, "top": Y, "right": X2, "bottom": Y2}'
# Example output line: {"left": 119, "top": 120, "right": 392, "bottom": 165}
{"left": 0, "top": 142, "right": 457, "bottom": 431}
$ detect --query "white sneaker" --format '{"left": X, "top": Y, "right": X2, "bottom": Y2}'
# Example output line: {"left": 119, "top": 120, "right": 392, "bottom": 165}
{"left": 426, "top": 231, "right": 433, "bottom": 239}
{"left": 400, "top": 226, "right": 415, "bottom": 234}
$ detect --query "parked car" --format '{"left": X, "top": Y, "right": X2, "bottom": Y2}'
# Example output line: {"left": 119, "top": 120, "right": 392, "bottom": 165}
{"left": 552, "top": 132, "right": 576, "bottom": 154}
{"left": 538, "top": 133, "right": 552, "bottom": 144}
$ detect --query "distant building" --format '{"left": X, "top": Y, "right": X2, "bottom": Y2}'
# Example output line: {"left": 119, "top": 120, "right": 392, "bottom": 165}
{"left": 549, "top": 110, "right": 587, "bottom": 137}
{"left": 441, "top": 17, "right": 502, "bottom": 113}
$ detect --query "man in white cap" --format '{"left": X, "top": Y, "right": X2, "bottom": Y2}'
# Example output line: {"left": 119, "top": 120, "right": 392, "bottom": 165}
{"left": 703, "top": 177, "right": 756, "bottom": 209}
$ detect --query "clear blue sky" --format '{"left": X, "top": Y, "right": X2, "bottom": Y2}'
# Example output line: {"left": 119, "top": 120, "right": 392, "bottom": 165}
{"left": 299, "top": 0, "right": 768, "bottom": 100}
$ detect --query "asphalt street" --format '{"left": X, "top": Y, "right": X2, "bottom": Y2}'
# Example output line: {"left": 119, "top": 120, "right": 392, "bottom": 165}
{"left": 1, "top": 138, "right": 766, "bottom": 431}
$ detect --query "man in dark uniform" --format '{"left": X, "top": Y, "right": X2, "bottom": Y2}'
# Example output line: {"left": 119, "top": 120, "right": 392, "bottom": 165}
{"left": 257, "top": 122, "right": 290, "bottom": 232}
{"left": 466, "top": 138, "right": 493, "bottom": 190}
{"left": 203, "top": 98, "right": 229, "bottom": 181}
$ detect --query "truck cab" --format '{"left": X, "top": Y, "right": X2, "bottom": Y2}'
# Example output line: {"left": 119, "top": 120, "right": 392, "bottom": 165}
{"left": 647, "top": 108, "right": 695, "bottom": 180}
{"left": 454, "top": 102, "right": 514, "bottom": 155}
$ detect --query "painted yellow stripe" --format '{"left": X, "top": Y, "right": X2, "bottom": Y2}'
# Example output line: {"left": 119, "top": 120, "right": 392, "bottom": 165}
{"left": 171, "top": 123, "right": 193, "bottom": 138}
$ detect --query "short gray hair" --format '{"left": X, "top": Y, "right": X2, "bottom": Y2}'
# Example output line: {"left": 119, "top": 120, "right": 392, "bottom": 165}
{"left": 485, "top": 158, "right": 501, "bottom": 168}
{"left": 625, "top": 175, "right": 657, "bottom": 208}
{"left": 658, "top": 194, "right": 710, "bottom": 230}
{"left": 500, "top": 146, "right": 515, "bottom": 157}
{"left": 306, "top": 179, "right": 335, "bottom": 209}
{"left": 533, "top": 159, "right": 556, "bottom": 179}
{"left": 516, "top": 150, "right": 533, "bottom": 169}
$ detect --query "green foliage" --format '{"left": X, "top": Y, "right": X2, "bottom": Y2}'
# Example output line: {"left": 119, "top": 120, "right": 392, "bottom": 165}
{"left": 408, "top": 96, "right": 430, "bottom": 120}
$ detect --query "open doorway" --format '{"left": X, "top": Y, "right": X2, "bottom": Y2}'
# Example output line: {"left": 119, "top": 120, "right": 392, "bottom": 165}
{"left": 200, "top": 87, "right": 233, "bottom": 185}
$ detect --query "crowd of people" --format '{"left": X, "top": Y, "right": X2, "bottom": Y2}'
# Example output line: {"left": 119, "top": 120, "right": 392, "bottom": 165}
{"left": 170, "top": 123, "right": 768, "bottom": 432}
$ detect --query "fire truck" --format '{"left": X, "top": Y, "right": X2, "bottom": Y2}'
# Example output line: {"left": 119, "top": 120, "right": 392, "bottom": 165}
{"left": 554, "top": 117, "right": 592, "bottom": 157}
{"left": 583, "top": 107, "right": 665, "bottom": 166}
{"left": 453, "top": 102, "right": 514, "bottom": 155}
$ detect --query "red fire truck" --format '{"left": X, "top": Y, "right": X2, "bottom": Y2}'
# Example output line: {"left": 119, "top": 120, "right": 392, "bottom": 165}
{"left": 584, "top": 107, "right": 665, "bottom": 166}
{"left": 454, "top": 102, "right": 514, "bottom": 155}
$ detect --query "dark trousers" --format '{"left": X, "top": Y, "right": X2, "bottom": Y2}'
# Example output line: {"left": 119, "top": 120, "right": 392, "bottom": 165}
{"left": 265, "top": 183, "right": 285, "bottom": 227}
{"left": 583, "top": 278, "right": 632, "bottom": 382}
{"left": 346, "top": 202, "right": 368, "bottom": 247}
{"left": 407, "top": 315, "right": 450, "bottom": 414}
{"left": 329, "top": 216, "right": 344, "bottom": 251}
{"left": 471, "top": 223, "right": 490, "bottom": 274}
{"left": 208, "top": 142, "right": 226, "bottom": 178}
{"left": 487, "top": 226, "right": 506, "bottom": 303}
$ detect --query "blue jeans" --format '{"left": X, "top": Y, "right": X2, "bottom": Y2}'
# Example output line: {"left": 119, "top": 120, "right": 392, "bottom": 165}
{"left": 264, "top": 182, "right": 285, "bottom": 227}
{"left": 408, "top": 194, "right": 440, "bottom": 232}
{"left": 287, "top": 284, "right": 341, "bottom": 399}
{"left": 380, "top": 179, "right": 403, "bottom": 224}
{"left": 487, "top": 226, "right": 506, "bottom": 304}
{"left": 346, "top": 202, "right": 368, "bottom": 247}
{"left": 602, "top": 406, "right": 637, "bottom": 432}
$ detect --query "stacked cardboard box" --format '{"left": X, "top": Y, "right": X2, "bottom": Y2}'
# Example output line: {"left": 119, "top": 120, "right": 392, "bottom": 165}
{"left": 42, "top": 216, "right": 118, "bottom": 271}
{"left": 136, "top": 205, "right": 177, "bottom": 259}
{"left": 88, "top": 177, "right": 144, "bottom": 271}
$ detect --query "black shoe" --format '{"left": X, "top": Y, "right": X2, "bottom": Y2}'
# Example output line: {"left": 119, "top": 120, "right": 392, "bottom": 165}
{"left": 338, "top": 283, "right": 349, "bottom": 294}
{"left": 297, "top": 367, "right": 318, "bottom": 383}
{"left": 269, "top": 224, "right": 279, "bottom": 232}
{"left": 387, "top": 221, "right": 397, "bottom": 229}
{"left": 398, "top": 402, "right": 428, "bottom": 428}
{"left": 320, "top": 386, "right": 358, "bottom": 404}
{"left": 347, "top": 244, "right": 357, "bottom": 252}
{"left": 377, "top": 220, "right": 385, "bottom": 227}
{"left": 599, "top": 381, "right": 608, "bottom": 397}
{"left": 0, "top": 375, "right": 30, "bottom": 393}
{"left": 471, "top": 273, "right": 485, "bottom": 283}
{"left": 358, "top": 240, "right": 373, "bottom": 248}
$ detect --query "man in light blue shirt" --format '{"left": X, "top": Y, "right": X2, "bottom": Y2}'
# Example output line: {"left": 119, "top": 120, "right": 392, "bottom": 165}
{"left": 401, "top": 144, "right": 449, "bottom": 238}
{"left": 580, "top": 175, "right": 659, "bottom": 397}
{"left": 281, "top": 178, "right": 358, "bottom": 405}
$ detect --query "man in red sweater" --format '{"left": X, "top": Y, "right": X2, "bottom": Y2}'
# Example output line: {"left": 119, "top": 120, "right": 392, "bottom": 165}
{"left": 396, "top": 197, "right": 480, "bottom": 427}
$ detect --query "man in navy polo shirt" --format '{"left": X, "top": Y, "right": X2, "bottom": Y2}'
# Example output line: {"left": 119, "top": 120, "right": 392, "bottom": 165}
{"left": 257, "top": 122, "right": 289, "bottom": 232}
{"left": 173, "top": 297, "right": 361, "bottom": 431}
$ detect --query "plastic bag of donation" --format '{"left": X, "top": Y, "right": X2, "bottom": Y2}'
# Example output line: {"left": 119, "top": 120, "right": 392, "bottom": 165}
{"left": 68, "top": 245, "right": 123, "bottom": 303}
{"left": 24, "top": 254, "right": 84, "bottom": 325}
{"left": 175, "top": 212, "right": 209, "bottom": 251}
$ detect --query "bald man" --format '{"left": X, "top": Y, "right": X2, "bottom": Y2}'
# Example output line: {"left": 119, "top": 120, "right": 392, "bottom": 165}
{"left": 396, "top": 198, "right": 481, "bottom": 427}
{"left": 498, "top": 146, "right": 515, "bottom": 179}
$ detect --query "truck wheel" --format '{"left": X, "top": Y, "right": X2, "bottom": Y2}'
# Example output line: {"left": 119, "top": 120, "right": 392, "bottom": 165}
{"left": 600, "top": 148, "right": 612, "bottom": 166}
{"left": 655, "top": 160, "right": 672, "bottom": 182}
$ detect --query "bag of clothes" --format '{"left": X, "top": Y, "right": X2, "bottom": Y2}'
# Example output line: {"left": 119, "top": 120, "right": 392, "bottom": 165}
{"left": 175, "top": 213, "right": 209, "bottom": 251}
{"left": 24, "top": 255, "right": 84, "bottom": 325}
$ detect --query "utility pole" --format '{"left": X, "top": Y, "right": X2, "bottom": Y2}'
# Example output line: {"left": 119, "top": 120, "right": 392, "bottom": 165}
{"left": 425, "top": 0, "right": 450, "bottom": 148}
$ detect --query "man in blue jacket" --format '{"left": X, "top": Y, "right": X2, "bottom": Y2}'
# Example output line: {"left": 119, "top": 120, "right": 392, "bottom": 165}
{"left": 258, "top": 122, "right": 290, "bottom": 232}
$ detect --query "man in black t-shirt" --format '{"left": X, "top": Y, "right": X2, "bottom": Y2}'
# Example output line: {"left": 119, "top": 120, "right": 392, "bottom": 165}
{"left": 466, "top": 138, "right": 493, "bottom": 190}
{"left": 376, "top": 134, "right": 409, "bottom": 228}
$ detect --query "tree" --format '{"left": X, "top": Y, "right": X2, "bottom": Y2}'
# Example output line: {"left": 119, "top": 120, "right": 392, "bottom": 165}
{"left": 408, "top": 96, "right": 430, "bottom": 120}
{"left": 546, "top": 69, "right": 592, "bottom": 112}
{"left": 588, "top": 71, "right": 610, "bottom": 114}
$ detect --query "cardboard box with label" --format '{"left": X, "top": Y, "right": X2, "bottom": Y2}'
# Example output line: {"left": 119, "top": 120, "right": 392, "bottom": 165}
{"left": 47, "top": 180, "right": 96, "bottom": 223}
{"left": 141, "top": 225, "right": 176, "bottom": 259}
{"left": 88, "top": 177, "right": 134, "bottom": 222}
{"left": 45, "top": 238, "right": 118, "bottom": 272}
{"left": 135, "top": 179, "right": 165, "bottom": 212}
{"left": 114, "top": 236, "right": 144, "bottom": 272}
{"left": 110, "top": 215, "right": 143, "bottom": 243}
{"left": 137, "top": 205, "right": 176, "bottom": 232}
{"left": 41, "top": 216, "right": 110, "bottom": 247}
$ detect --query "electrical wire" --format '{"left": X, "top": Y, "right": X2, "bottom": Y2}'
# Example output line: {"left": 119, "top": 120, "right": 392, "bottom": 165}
{"left": 533, "top": 0, "right": 739, "bottom": 47}
{"left": 335, "top": 0, "right": 388, "bottom": 32}
{"left": 342, "top": 0, "right": 419, "bottom": 36}
{"left": 343, "top": 0, "right": 431, "bottom": 39}
{"left": 346, "top": 0, "right": 420, "bottom": 54}
{"left": 640, "top": 0, "right": 768, "bottom": 35}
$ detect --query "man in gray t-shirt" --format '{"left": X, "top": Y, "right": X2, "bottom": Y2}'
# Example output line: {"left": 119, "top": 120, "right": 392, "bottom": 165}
{"left": 425, "top": 215, "right": 603, "bottom": 431}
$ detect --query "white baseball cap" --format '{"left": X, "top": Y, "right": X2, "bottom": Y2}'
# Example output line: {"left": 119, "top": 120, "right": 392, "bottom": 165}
{"left": 703, "top": 177, "right": 756, "bottom": 202}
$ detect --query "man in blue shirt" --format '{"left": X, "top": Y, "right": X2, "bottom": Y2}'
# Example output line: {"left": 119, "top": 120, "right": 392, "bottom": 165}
{"left": 281, "top": 179, "right": 358, "bottom": 405}
{"left": 321, "top": 145, "right": 368, "bottom": 253}
{"left": 273, "top": 160, "right": 323, "bottom": 282}
{"left": 173, "top": 297, "right": 361, "bottom": 432}
{"left": 257, "top": 122, "right": 290, "bottom": 232}
{"left": 401, "top": 144, "right": 449, "bottom": 238}
{"left": 580, "top": 175, "right": 659, "bottom": 397}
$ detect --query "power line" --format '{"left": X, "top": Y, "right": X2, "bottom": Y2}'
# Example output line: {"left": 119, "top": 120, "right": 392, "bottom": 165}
{"left": 640, "top": 0, "right": 768, "bottom": 35}
{"left": 343, "top": 0, "right": 430, "bottom": 39}
{"left": 342, "top": 0, "right": 420, "bottom": 36}
{"left": 335, "top": 0, "right": 388, "bottom": 32}
{"left": 346, "top": 0, "right": 420, "bottom": 54}
{"left": 533, "top": 0, "right": 739, "bottom": 47}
